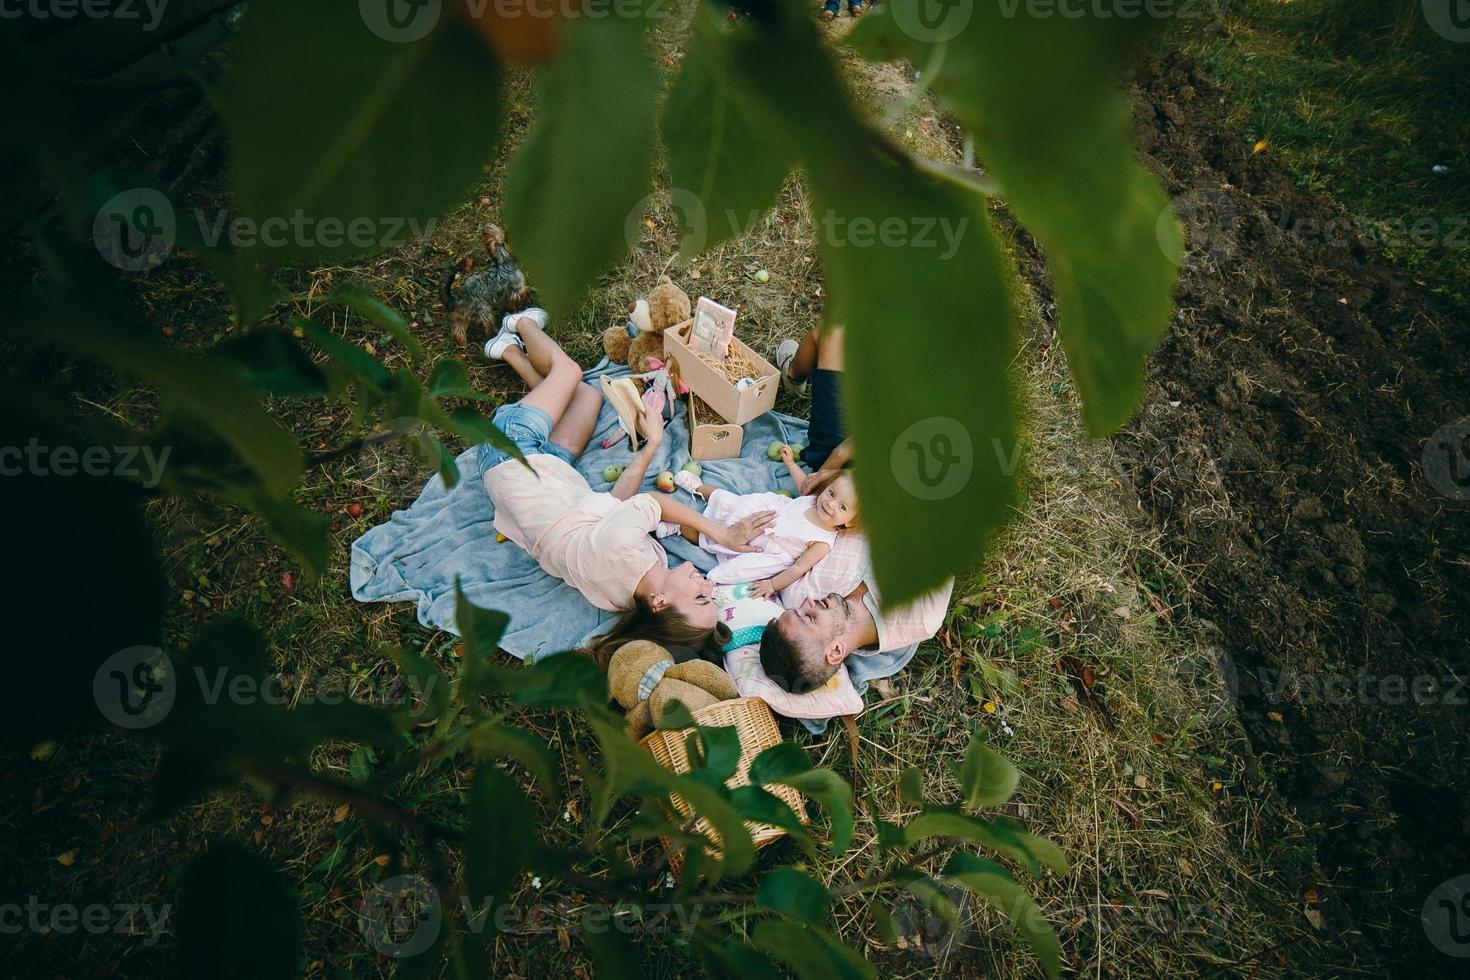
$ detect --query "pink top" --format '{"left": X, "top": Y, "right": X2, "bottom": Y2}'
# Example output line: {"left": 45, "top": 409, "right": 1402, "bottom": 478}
{"left": 482, "top": 454, "right": 666, "bottom": 612}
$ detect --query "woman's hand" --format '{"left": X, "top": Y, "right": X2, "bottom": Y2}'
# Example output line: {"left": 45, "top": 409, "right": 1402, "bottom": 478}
{"left": 720, "top": 511, "right": 776, "bottom": 552}
{"left": 639, "top": 401, "right": 665, "bottom": 449}
{"left": 748, "top": 579, "right": 776, "bottom": 599}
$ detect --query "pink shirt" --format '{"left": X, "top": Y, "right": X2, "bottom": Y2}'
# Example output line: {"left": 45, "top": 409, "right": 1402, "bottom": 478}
{"left": 482, "top": 454, "right": 665, "bottom": 612}
{"left": 779, "top": 532, "right": 951, "bottom": 654}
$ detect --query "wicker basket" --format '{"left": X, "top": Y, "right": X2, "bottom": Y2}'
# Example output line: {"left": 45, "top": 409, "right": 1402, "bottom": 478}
{"left": 640, "top": 697, "right": 806, "bottom": 864}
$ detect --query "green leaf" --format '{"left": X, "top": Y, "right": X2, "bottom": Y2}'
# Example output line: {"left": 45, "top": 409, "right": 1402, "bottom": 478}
{"left": 10, "top": 300, "right": 303, "bottom": 495}
{"left": 750, "top": 920, "right": 874, "bottom": 980}
{"left": 385, "top": 645, "right": 451, "bottom": 724}
{"left": 223, "top": 1, "right": 500, "bottom": 261}
{"left": 749, "top": 741, "right": 814, "bottom": 784}
{"left": 453, "top": 581, "right": 510, "bottom": 697}
{"left": 503, "top": 9, "right": 658, "bottom": 314}
{"left": 234, "top": 489, "right": 330, "bottom": 577}
{"left": 194, "top": 248, "right": 291, "bottom": 328}
{"left": 756, "top": 868, "right": 832, "bottom": 924}
{"left": 943, "top": 851, "right": 1063, "bottom": 980}
{"left": 749, "top": 742, "right": 853, "bottom": 854}
{"left": 728, "top": 785, "right": 816, "bottom": 860}
{"left": 174, "top": 843, "right": 302, "bottom": 979}
{"left": 898, "top": 766, "right": 926, "bottom": 806}
{"left": 465, "top": 766, "right": 534, "bottom": 918}
{"left": 850, "top": 5, "right": 1178, "bottom": 436}
{"left": 332, "top": 284, "right": 423, "bottom": 362}
{"left": 427, "top": 358, "right": 486, "bottom": 399}
{"left": 902, "top": 810, "right": 1067, "bottom": 876}
{"left": 662, "top": 5, "right": 796, "bottom": 259}
{"left": 892, "top": 868, "right": 960, "bottom": 931}
{"left": 951, "top": 731, "right": 1020, "bottom": 810}
{"left": 212, "top": 329, "right": 329, "bottom": 396}
{"left": 468, "top": 724, "right": 560, "bottom": 804}
{"left": 719, "top": 9, "right": 1018, "bottom": 605}
{"left": 580, "top": 923, "right": 641, "bottom": 979}
{"left": 296, "top": 317, "right": 393, "bottom": 391}
{"left": 445, "top": 406, "right": 524, "bottom": 461}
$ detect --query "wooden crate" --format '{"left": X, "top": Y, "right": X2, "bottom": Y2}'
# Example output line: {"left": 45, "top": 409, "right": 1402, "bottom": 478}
{"left": 663, "top": 319, "right": 778, "bottom": 425}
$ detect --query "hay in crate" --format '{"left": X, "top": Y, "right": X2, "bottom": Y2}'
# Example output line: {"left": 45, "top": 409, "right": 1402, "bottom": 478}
{"left": 640, "top": 697, "right": 806, "bottom": 869}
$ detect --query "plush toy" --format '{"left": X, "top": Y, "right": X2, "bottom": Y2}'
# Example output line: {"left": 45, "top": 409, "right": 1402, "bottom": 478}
{"left": 601, "top": 298, "right": 649, "bottom": 365}
{"left": 628, "top": 275, "right": 690, "bottom": 372}
{"left": 607, "top": 640, "right": 739, "bottom": 739}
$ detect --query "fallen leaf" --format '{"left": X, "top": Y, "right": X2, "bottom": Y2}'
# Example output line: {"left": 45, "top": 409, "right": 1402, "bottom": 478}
{"left": 30, "top": 742, "right": 57, "bottom": 762}
{"left": 1133, "top": 774, "right": 1148, "bottom": 789}
{"left": 1048, "top": 597, "right": 1063, "bottom": 610}
{"left": 1304, "top": 889, "right": 1319, "bottom": 903}
{"left": 1177, "top": 857, "right": 1196, "bottom": 877}
{"left": 1304, "top": 908, "right": 1325, "bottom": 930}
{"left": 56, "top": 849, "right": 78, "bottom": 866}
{"left": 334, "top": 804, "right": 350, "bottom": 823}
{"left": 373, "top": 854, "right": 391, "bottom": 867}
{"left": 1252, "top": 139, "right": 1269, "bottom": 155}
{"left": 1267, "top": 711, "right": 1283, "bottom": 722}
{"left": 1113, "top": 798, "right": 1141, "bottom": 829}
{"left": 1059, "top": 695, "right": 1079, "bottom": 715}
{"left": 280, "top": 571, "right": 296, "bottom": 593}
{"left": 1210, "top": 781, "right": 1223, "bottom": 793}
{"left": 1139, "top": 888, "right": 1171, "bottom": 899}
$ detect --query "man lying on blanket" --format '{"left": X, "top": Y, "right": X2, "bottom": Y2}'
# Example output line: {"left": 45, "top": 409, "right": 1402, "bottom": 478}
{"left": 710, "top": 530, "right": 953, "bottom": 721}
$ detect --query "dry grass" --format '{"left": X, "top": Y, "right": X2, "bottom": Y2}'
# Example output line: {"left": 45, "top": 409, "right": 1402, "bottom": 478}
{"left": 4, "top": 7, "right": 1326, "bottom": 979}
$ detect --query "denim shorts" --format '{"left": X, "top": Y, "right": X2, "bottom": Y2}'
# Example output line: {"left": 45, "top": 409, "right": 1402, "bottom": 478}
{"left": 479, "top": 403, "right": 578, "bottom": 474}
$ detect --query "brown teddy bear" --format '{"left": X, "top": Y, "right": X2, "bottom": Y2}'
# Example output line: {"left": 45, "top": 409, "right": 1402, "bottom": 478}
{"left": 601, "top": 298, "right": 649, "bottom": 365}
{"left": 624, "top": 275, "right": 690, "bottom": 372}
{"left": 607, "top": 639, "right": 738, "bottom": 739}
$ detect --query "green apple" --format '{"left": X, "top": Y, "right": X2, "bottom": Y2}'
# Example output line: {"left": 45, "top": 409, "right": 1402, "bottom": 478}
{"left": 767, "top": 441, "right": 789, "bottom": 461}
{"left": 680, "top": 460, "right": 703, "bottom": 479}
{"left": 753, "top": 269, "right": 770, "bottom": 284}
{"left": 775, "top": 488, "right": 793, "bottom": 498}
{"left": 602, "top": 464, "right": 624, "bottom": 482}
{"left": 655, "top": 471, "right": 676, "bottom": 493}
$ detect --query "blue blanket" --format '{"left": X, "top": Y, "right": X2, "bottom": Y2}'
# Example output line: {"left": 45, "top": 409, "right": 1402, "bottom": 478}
{"left": 350, "top": 360, "right": 810, "bottom": 659}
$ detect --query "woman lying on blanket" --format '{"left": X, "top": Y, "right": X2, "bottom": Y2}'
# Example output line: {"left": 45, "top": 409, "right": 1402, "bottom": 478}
{"left": 479, "top": 313, "right": 776, "bottom": 666}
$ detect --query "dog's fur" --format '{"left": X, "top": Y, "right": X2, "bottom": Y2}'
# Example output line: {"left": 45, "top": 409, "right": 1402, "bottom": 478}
{"left": 441, "top": 224, "right": 534, "bottom": 346}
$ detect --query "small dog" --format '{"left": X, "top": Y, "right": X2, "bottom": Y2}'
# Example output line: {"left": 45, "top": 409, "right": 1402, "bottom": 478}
{"left": 441, "top": 224, "right": 534, "bottom": 347}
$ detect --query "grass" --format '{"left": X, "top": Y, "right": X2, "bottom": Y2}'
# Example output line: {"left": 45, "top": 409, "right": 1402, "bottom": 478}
{"left": 4, "top": 7, "right": 1373, "bottom": 978}
{"left": 1182, "top": 0, "right": 1470, "bottom": 312}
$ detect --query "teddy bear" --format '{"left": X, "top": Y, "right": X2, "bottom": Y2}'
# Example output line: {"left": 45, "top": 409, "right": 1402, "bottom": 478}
{"left": 602, "top": 275, "right": 692, "bottom": 371}
{"left": 607, "top": 639, "right": 739, "bottom": 739}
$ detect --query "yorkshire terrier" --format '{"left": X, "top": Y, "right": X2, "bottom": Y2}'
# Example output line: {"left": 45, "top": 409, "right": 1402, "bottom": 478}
{"left": 440, "top": 224, "right": 535, "bottom": 347}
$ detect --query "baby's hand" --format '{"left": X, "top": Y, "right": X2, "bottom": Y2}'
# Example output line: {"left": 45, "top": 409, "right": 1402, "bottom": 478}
{"left": 779, "top": 445, "right": 794, "bottom": 464}
{"left": 749, "top": 579, "right": 776, "bottom": 599}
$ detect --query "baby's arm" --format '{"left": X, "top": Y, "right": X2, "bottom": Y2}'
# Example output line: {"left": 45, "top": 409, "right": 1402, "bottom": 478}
{"left": 749, "top": 540, "right": 832, "bottom": 599}
{"left": 778, "top": 444, "right": 807, "bottom": 489}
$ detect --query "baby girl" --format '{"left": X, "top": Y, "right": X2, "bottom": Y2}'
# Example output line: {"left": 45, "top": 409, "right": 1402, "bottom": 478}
{"left": 673, "top": 453, "right": 858, "bottom": 598}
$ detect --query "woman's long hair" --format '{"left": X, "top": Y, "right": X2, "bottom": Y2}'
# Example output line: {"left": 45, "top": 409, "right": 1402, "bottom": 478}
{"left": 585, "top": 597, "right": 732, "bottom": 669}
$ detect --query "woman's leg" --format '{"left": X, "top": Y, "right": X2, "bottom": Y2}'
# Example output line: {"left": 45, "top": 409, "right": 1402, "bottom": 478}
{"left": 515, "top": 317, "right": 582, "bottom": 425}
{"left": 547, "top": 383, "right": 602, "bottom": 459}
{"left": 502, "top": 346, "right": 545, "bottom": 389}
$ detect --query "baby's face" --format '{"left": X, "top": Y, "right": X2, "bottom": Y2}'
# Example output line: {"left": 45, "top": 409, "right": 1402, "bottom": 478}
{"left": 817, "top": 476, "right": 858, "bottom": 527}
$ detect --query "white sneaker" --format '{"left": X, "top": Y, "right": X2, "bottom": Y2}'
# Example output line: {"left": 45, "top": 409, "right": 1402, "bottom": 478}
{"left": 774, "top": 338, "right": 807, "bottom": 394}
{"left": 655, "top": 521, "right": 682, "bottom": 539}
{"left": 674, "top": 470, "right": 704, "bottom": 498}
{"left": 501, "top": 307, "right": 548, "bottom": 335}
{"left": 484, "top": 332, "right": 525, "bottom": 361}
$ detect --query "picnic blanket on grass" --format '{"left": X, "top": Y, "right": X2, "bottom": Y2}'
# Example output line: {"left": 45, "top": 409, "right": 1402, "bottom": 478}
{"left": 350, "top": 359, "right": 917, "bottom": 731}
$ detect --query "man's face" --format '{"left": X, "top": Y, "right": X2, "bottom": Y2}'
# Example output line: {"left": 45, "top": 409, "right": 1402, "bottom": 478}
{"left": 777, "top": 592, "right": 853, "bottom": 665}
